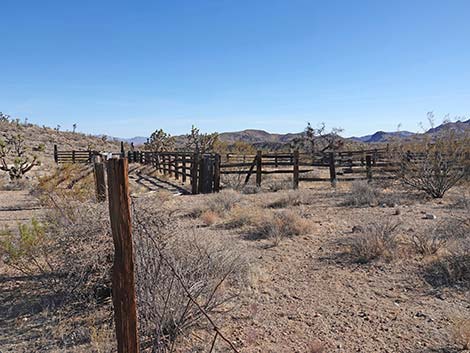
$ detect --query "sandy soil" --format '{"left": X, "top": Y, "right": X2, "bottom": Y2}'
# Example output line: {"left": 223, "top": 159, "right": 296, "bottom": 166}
{"left": 0, "top": 177, "right": 469, "bottom": 353}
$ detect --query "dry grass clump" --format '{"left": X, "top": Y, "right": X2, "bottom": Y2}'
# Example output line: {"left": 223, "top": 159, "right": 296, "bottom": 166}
{"left": 268, "top": 190, "right": 303, "bottom": 208}
{"left": 191, "top": 189, "right": 242, "bottom": 219}
{"left": 251, "top": 209, "right": 310, "bottom": 245}
{"left": 422, "top": 217, "right": 470, "bottom": 288}
{"left": 348, "top": 219, "right": 400, "bottom": 263}
{"left": 452, "top": 317, "right": 470, "bottom": 351}
{"left": 342, "top": 181, "right": 384, "bottom": 207}
{"left": 133, "top": 205, "right": 249, "bottom": 351}
{"left": 224, "top": 206, "right": 262, "bottom": 229}
{"left": 267, "top": 179, "right": 292, "bottom": 192}
{"left": 200, "top": 210, "right": 219, "bottom": 226}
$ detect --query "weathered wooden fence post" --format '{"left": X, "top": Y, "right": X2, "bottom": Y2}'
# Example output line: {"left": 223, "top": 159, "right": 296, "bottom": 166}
{"left": 106, "top": 157, "right": 140, "bottom": 353}
{"left": 293, "top": 150, "right": 299, "bottom": 189}
{"left": 191, "top": 151, "right": 199, "bottom": 194}
{"left": 256, "top": 150, "right": 262, "bottom": 187}
{"left": 214, "top": 154, "right": 221, "bottom": 192}
{"left": 329, "top": 152, "right": 336, "bottom": 187}
{"left": 72, "top": 150, "right": 76, "bottom": 164}
{"left": 93, "top": 158, "right": 107, "bottom": 202}
{"left": 120, "top": 141, "right": 125, "bottom": 158}
{"left": 174, "top": 154, "right": 179, "bottom": 180}
{"left": 366, "top": 155, "right": 372, "bottom": 182}
{"left": 54, "top": 144, "right": 58, "bottom": 163}
{"left": 182, "top": 154, "right": 187, "bottom": 183}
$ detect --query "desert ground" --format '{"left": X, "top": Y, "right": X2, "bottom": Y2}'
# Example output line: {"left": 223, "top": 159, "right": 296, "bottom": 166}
{"left": 1, "top": 158, "right": 469, "bottom": 353}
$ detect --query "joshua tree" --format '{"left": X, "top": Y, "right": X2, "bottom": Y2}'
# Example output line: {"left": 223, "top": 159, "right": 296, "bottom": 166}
{"left": 72, "top": 123, "right": 77, "bottom": 133}
{"left": 145, "top": 129, "right": 175, "bottom": 151}
{"left": 185, "top": 125, "right": 218, "bottom": 154}
{"left": 293, "top": 122, "right": 344, "bottom": 154}
{"left": 0, "top": 134, "right": 39, "bottom": 179}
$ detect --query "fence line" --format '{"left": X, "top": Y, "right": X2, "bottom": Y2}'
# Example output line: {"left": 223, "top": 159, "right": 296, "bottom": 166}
{"left": 55, "top": 144, "right": 405, "bottom": 192}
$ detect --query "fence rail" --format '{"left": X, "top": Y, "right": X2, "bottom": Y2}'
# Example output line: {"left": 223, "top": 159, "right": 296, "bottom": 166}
{"left": 54, "top": 144, "right": 410, "bottom": 193}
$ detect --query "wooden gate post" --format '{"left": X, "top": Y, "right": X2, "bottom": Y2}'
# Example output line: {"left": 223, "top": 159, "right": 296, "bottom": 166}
{"left": 293, "top": 150, "right": 299, "bottom": 190}
{"left": 94, "top": 160, "right": 107, "bottom": 202}
{"left": 366, "top": 155, "right": 372, "bottom": 182}
{"left": 256, "top": 150, "right": 262, "bottom": 187}
{"left": 72, "top": 150, "right": 76, "bottom": 164}
{"left": 329, "top": 152, "right": 337, "bottom": 187}
{"left": 106, "top": 158, "right": 140, "bottom": 353}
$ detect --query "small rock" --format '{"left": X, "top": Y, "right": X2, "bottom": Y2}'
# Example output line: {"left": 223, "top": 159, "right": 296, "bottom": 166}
{"left": 352, "top": 225, "right": 364, "bottom": 233}
{"left": 424, "top": 213, "right": 437, "bottom": 220}
{"left": 394, "top": 208, "right": 401, "bottom": 215}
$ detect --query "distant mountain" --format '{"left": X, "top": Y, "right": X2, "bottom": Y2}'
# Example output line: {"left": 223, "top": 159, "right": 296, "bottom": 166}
{"left": 108, "top": 136, "right": 148, "bottom": 145}
{"left": 350, "top": 131, "right": 415, "bottom": 143}
{"left": 425, "top": 119, "right": 470, "bottom": 135}
{"left": 116, "top": 119, "right": 469, "bottom": 148}
{"left": 218, "top": 129, "right": 303, "bottom": 144}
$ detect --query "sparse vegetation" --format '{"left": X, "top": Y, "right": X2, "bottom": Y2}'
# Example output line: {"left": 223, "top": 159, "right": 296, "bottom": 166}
{"left": 348, "top": 219, "right": 400, "bottom": 263}
{"left": 251, "top": 209, "right": 310, "bottom": 245}
{"left": 0, "top": 134, "right": 39, "bottom": 180}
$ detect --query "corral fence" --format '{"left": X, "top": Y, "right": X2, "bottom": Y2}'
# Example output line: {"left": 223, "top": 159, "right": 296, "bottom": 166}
{"left": 54, "top": 143, "right": 406, "bottom": 194}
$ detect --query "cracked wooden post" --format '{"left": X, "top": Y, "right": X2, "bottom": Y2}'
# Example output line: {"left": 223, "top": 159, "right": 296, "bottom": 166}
{"left": 106, "top": 157, "right": 140, "bottom": 353}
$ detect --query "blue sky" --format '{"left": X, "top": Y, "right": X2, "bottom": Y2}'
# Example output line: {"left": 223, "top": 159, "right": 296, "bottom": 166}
{"left": 1, "top": 0, "right": 469, "bottom": 137}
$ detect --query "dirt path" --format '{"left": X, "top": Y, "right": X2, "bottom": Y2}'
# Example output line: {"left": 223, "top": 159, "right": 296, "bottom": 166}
{"left": 0, "top": 190, "right": 42, "bottom": 229}
{"left": 128, "top": 168, "right": 190, "bottom": 195}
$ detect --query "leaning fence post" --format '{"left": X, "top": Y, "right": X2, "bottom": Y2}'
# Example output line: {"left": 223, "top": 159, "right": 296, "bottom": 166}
{"left": 329, "top": 152, "right": 337, "bottom": 187}
{"left": 293, "top": 150, "right": 299, "bottom": 189}
{"left": 54, "top": 144, "right": 58, "bottom": 163}
{"left": 366, "top": 155, "right": 372, "bottom": 182}
{"left": 256, "top": 150, "right": 262, "bottom": 187}
{"left": 93, "top": 159, "right": 106, "bottom": 202}
{"left": 106, "top": 157, "right": 140, "bottom": 353}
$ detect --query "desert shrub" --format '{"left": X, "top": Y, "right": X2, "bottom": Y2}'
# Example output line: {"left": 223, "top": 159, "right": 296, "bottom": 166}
{"left": 200, "top": 210, "right": 219, "bottom": 226}
{"left": 452, "top": 317, "right": 470, "bottom": 350}
{"left": 343, "top": 181, "right": 383, "bottom": 207}
{"left": 348, "top": 219, "right": 400, "bottom": 263}
{"left": 394, "top": 129, "right": 469, "bottom": 198}
{"left": 133, "top": 206, "right": 248, "bottom": 352}
{"left": 251, "top": 210, "right": 309, "bottom": 245}
{"left": 423, "top": 219, "right": 470, "bottom": 288}
{"left": 225, "top": 206, "right": 259, "bottom": 229}
{"left": 0, "top": 218, "right": 50, "bottom": 275}
{"left": 0, "top": 199, "right": 112, "bottom": 304}
{"left": 240, "top": 185, "right": 261, "bottom": 194}
{"left": 268, "top": 190, "right": 303, "bottom": 208}
{"left": 267, "top": 179, "right": 292, "bottom": 192}
{"left": 190, "top": 189, "right": 242, "bottom": 218}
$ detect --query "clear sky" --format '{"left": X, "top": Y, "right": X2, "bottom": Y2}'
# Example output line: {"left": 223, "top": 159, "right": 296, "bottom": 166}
{"left": 1, "top": 0, "right": 469, "bottom": 138}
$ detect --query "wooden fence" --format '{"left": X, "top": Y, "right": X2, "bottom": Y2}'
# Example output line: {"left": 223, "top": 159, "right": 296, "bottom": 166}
{"left": 55, "top": 144, "right": 405, "bottom": 193}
